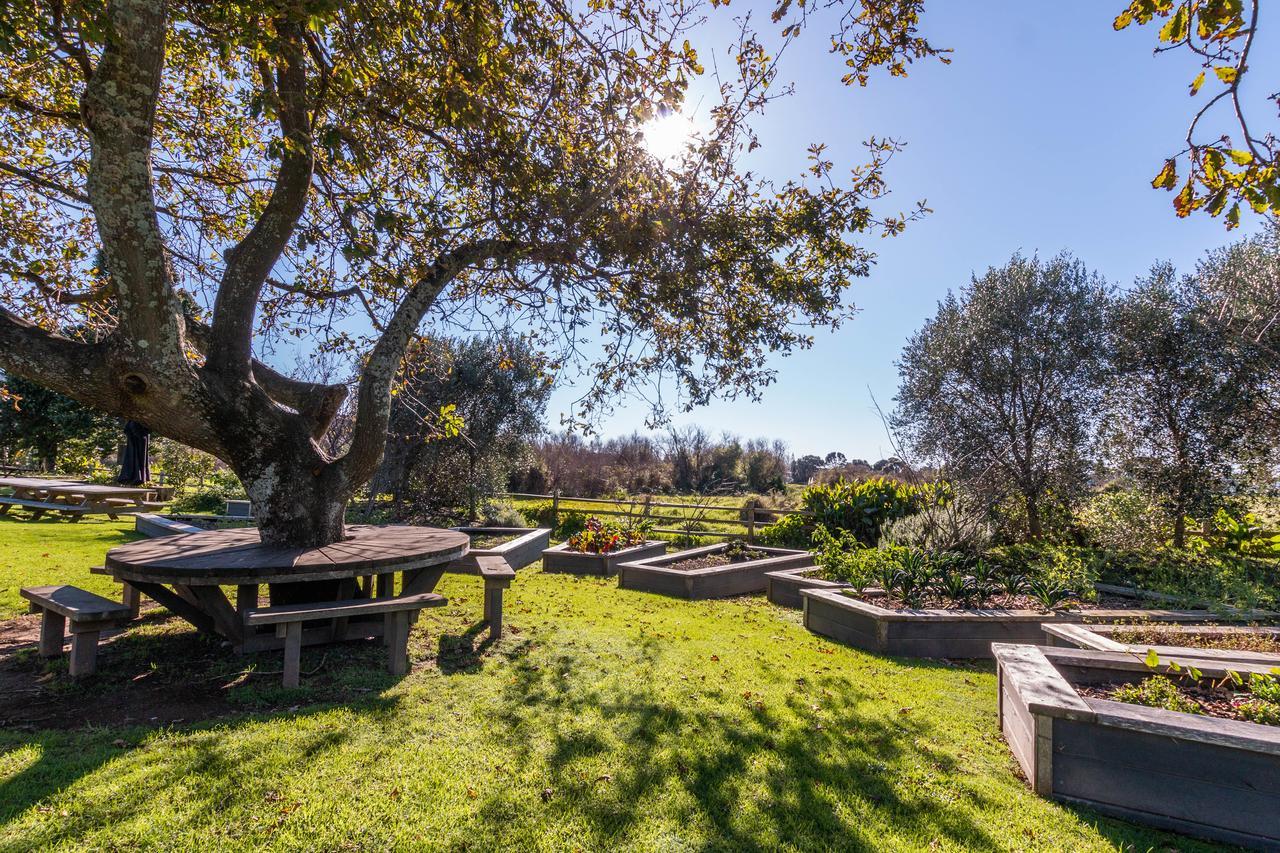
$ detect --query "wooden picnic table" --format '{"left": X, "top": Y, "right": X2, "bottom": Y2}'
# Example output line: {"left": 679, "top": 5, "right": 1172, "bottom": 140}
{"left": 104, "top": 524, "right": 469, "bottom": 652}
{"left": 42, "top": 483, "right": 159, "bottom": 516}
{"left": 0, "top": 477, "right": 86, "bottom": 518}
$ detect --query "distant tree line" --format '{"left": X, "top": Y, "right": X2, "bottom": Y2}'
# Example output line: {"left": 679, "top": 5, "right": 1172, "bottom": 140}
{"left": 893, "top": 222, "right": 1280, "bottom": 546}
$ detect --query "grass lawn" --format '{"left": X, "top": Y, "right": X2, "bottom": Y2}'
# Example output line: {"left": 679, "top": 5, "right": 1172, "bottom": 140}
{"left": 0, "top": 522, "right": 1219, "bottom": 850}
{"left": 0, "top": 515, "right": 141, "bottom": 618}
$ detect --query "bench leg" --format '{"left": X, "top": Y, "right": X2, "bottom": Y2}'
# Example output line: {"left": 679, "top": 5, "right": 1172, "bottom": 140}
{"left": 386, "top": 611, "right": 410, "bottom": 676}
{"left": 282, "top": 622, "right": 303, "bottom": 688}
{"left": 38, "top": 611, "right": 66, "bottom": 657}
{"left": 485, "top": 585, "right": 504, "bottom": 640}
{"left": 69, "top": 630, "right": 100, "bottom": 677}
{"left": 122, "top": 582, "right": 141, "bottom": 616}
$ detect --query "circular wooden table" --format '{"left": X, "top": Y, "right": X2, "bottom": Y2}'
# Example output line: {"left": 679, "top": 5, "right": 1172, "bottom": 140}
{"left": 105, "top": 524, "right": 469, "bottom": 652}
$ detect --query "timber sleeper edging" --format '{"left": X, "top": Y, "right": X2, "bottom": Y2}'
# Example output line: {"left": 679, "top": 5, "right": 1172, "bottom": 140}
{"left": 995, "top": 642, "right": 1280, "bottom": 851}
{"left": 617, "top": 543, "right": 814, "bottom": 600}
{"left": 801, "top": 586, "right": 1276, "bottom": 660}
{"left": 448, "top": 526, "right": 551, "bottom": 572}
{"left": 541, "top": 540, "right": 667, "bottom": 577}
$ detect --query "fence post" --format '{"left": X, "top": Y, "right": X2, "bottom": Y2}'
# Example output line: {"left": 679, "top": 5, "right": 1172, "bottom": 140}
{"left": 745, "top": 498, "right": 756, "bottom": 543}
{"left": 551, "top": 488, "right": 560, "bottom": 529}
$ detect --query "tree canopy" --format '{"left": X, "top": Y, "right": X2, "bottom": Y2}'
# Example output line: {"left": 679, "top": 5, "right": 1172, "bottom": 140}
{"left": 0, "top": 0, "right": 939, "bottom": 544}
{"left": 893, "top": 254, "right": 1109, "bottom": 539}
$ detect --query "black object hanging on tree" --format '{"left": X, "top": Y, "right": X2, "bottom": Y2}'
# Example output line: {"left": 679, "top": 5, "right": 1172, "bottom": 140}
{"left": 117, "top": 420, "right": 151, "bottom": 486}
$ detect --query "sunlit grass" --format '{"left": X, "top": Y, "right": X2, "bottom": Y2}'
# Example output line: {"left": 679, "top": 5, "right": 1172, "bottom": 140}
{"left": 0, "top": 515, "right": 140, "bottom": 618}
{"left": 0, "top": 520, "right": 1217, "bottom": 850}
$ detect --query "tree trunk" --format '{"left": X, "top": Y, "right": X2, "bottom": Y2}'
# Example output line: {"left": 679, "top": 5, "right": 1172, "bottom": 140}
{"left": 1025, "top": 493, "right": 1043, "bottom": 541}
{"left": 1172, "top": 511, "right": 1187, "bottom": 550}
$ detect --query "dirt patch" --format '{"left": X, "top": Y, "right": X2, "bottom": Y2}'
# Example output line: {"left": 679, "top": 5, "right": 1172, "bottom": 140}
{"left": 666, "top": 546, "right": 771, "bottom": 572}
{"left": 844, "top": 591, "right": 1155, "bottom": 612}
{"left": 1108, "top": 627, "right": 1280, "bottom": 653}
{"left": 466, "top": 534, "right": 512, "bottom": 550}
{"left": 0, "top": 606, "right": 503, "bottom": 732}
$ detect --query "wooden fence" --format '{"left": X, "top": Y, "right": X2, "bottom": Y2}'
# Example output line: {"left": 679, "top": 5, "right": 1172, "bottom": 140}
{"left": 503, "top": 492, "right": 813, "bottom": 542}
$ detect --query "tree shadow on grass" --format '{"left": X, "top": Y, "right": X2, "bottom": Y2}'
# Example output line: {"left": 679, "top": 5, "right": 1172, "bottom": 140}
{"left": 435, "top": 621, "right": 497, "bottom": 675}
{"left": 467, "top": 651, "right": 1004, "bottom": 850}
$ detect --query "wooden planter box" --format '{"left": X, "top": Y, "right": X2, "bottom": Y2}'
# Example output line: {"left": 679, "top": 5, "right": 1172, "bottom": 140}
{"left": 995, "top": 643, "right": 1280, "bottom": 850}
{"left": 617, "top": 544, "right": 813, "bottom": 600}
{"left": 1043, "top": 622, "right": 1280, "bottom": 666}
{"left": 800, "top": 586, "right": 1272, "bottom": 659}
{"left": 541, "top": 541, "right": 667, "bottom": 576}
{"left": 765, "top": 566, "right": 848, "bottom": 609}
{"left": 136, "top": 513, "right": 205, "bottom": 538}
{"left": 448, "top": 526, "right": 551, "bottom": 572}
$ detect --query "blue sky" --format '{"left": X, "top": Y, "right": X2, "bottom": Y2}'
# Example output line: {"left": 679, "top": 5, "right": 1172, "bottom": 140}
{"left": 544, "top": 1, "right": 1279, "bottom": 461}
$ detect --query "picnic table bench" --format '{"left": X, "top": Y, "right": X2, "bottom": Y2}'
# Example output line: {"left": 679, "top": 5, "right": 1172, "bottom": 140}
{"left": 244, "top": 592, "right": 448, "bottom": 687}
{"left": 22, "top": 585, "right": 135, "bottom": 676}
{"left": 0, "top": 478, "right": 165, "bottom": 520}
{"left": 475, "top": 556, "right": 515, "bottom": 639}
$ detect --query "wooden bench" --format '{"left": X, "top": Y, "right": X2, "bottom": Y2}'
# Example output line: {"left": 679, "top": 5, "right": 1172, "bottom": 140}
{"left": 0, "top": 497, "right": 87, "bottom": 518}
{"left": 243, "top": 592, "right": 448, "bottom": 687}
{"left": 21, "top": 585, "right": 135, "bottom": 676}
{"left": 476, "top": 556, "right": 515, "bottom": 640}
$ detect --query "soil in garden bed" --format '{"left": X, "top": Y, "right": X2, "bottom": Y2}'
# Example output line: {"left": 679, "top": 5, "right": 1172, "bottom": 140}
{"left": 1079, "top": 677, "right": 1279, "bottom": 727}
{"left": 840, "top": 591, "right": 1156, "bottom": 612}
{"left": 665, "top": 547, "right": 770, "bottom": 572}
{"left": 1107, "top": 626, "right": 1280, "bottom": 653}
{"left": 464, "top": 534, "right": 512, "bottom": 550}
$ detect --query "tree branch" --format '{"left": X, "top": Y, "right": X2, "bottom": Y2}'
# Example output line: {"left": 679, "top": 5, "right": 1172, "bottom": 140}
{"left": 0, "top": 309, "right": 118, "bottom": 412}
{"left": 79, "top": 0, "right": 184, "bottom": 360}
{"left": 340, "top": 239, "right": 519, "bottom": 483}
{"left": 184, "top": 319, "right": 346, "bottom": 440}
{"left": 206, "top": 20, "right": 314, "bottom": 378}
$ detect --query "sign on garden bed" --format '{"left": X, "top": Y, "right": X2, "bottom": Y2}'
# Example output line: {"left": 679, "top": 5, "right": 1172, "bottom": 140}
{"left": 448, "top": 526, "right": 551, "bottom": 572}
{"left": 617, "top": 542, "right": 813, "bottom": 600}
{"left": 994, "top": 643, "right": 1280, "bottom": 850}
{"left": 800, "top": 586, "right": 1276, "bottom": 659}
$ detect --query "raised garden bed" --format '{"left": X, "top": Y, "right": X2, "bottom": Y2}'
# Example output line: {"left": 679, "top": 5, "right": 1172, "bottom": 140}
{"left": 448, "top": 526, "right": 551, "bottom": 572}
{"left": 1043, "top": 622, "right": 1280, "bottom": 666}
{"left": 801, "top": 586, "right": 1276, "bottom": 659}
{"left": 541, "top": 540, "right": 667, "bottom": 576}
{"left": 765, "top": 565, "right": 849, "bottom": 609}
{"left": 995, "top": 643, "right": 1280, "bottom": 850}
{"left": 617, "top": 543, "right": 813, "bottom": 600}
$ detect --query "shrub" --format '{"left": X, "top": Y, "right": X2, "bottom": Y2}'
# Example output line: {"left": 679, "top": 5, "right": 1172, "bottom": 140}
{"left": 1077, "top": 487, "right": 1170, "bottom": 551}
{"left": 479, "top": 499, "right": 526, "bottom": 528}
{"left": 882, "top": 493, "right": 993, "bottom": 554}
{"left": 758, "top": 512, "right": 810, "bottom": 548}
{"left": 984, "top": 544, "right": 1098, "bottom": 600}
{"left": 519, "top": 501, "right": 556, "bottom": 528}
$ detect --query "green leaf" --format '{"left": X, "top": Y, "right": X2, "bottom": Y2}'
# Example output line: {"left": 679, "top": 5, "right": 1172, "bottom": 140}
{"left": 1226, "top": 149, "right": 1253, "bottom": 165}
{"left": 1189, "top": 70, "right": 1206, "bottom": 95}
{"left": 1214, "top": 66, "right": 1238, "bottom": 85}
{"left": 1145, "top": 648, "right": 1161, "bottom": 669}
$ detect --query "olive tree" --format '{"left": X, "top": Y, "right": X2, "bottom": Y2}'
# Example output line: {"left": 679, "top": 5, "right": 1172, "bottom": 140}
{"left": 1103, "top": 265, "right": 1255, "bottom": 547}
{"left": 0, "top": 0, "right": 937, "bottom": 547}
{"left": 893, "top": 254, "right": 1109, "bottom": 540}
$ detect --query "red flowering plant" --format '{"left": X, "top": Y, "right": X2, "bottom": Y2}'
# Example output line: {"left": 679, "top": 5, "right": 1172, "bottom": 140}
{"left": 565, "top": 516, "right": 650, "bottom": 554}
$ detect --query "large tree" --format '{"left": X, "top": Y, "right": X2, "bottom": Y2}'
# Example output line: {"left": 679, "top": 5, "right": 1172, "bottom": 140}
{"left": 893, "top": 254, "right": 1109, "bottom": 539}
{"left": 1103, "top": 265, "right": 1254, "bottom": 547}
{"left": 0, "top": 0, "right": 937, "bottom": 547}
